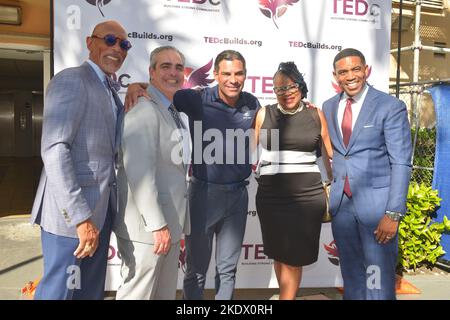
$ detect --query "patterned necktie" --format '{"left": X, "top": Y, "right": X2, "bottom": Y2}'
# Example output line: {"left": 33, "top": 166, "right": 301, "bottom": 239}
{"left": 342, "top": 98, "right": 353, "bottom": 197}
{"left": 104, "top": 76, "right": 124, "bottom": 154}
{"left": 169, "top": 104, "right": 187, "bottom": 170}
{"left": 104, "top": 76, "right": 123, "bottom": 120}
{"left": 105, "top": 75, "right": 121, "bottom": 92}
{"left": 168, "top": 104, "right": 185, "bottom": 130}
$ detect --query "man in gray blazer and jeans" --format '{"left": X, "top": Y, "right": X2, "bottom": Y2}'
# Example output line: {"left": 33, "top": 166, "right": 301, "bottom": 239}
{"left": 31, "top": 20, "right": 131, "bottom": 299}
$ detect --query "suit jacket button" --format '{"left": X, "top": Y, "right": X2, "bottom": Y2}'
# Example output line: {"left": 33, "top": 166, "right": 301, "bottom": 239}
{"left": 344, "top": 156, "right": 349, "bottom": 160}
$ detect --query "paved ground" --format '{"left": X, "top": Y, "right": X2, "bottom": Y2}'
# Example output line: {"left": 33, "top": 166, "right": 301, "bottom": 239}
{"left": 1, "top": 215, "right": 450, "bottom": 300}
{"left": 0, "top": 216, "right": 42, "bottom": 300}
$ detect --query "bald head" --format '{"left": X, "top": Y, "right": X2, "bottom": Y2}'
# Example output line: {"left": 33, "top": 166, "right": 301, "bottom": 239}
{"left": 91, "top": 20, "right": 126, "bottom": 37}
{"left": 86, "top": 20, "right": 129, "bottom": 75}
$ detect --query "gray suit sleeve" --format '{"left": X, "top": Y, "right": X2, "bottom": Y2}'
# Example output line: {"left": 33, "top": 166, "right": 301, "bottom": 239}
{"left": 121, "top": 99, "right": 168, "bottom": 232}
{"left": 41, "top": 70, "right": 93, "bottom": 227}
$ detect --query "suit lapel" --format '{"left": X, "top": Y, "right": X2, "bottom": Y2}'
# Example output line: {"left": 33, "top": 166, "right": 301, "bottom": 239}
{"left": 346, "top": 86, "right": 377, "bottom": 151}
{"left": 330, "top": 94, "right": 346, "bottom": 153}
{"left": 112, "top": 90, "right": 125, "bottom": 153}
{"left": 115, "top": 101, "right": 125, "bottom": 154}
{"left": 150, "top": 94, "right": 187, "bottom": 173}
{"left": 81, "top": 62, "right": 116, "bottom": 150}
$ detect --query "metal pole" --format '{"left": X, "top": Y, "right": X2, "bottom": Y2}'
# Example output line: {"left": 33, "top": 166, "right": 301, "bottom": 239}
{"left": 390, "top": 45, "right": 450, "bottom": 54}
{"left": 420, "top": 45, "right": 450, "bottom": 54}
{"left": 395, "top": 0, "right": 404, "bottom": 98}
{"left": 411, "top": 0, "right": 422, "bottom": 128}
{"left": 389, "top": 78, "right": 450, "bottom": 88}
{"left": 390, "top": 45, "right": 415, "bottom": 53}
{"left": 411, "top": 89, "right": 424, "bottom": 167}
{"left": 413, "top": 1, "right": 422, "bottom": 84}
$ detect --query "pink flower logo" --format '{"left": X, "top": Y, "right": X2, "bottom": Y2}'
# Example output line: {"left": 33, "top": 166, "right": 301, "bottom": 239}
{"left": 183, "top": 59, "right": 215, "bottom": 89}
{"left": 323, "top": 240, "right": 340, "bottom": 266}
{"left": 258, "top": 0, "right": 300, "bottom": 29}
{"left": 178, "top": 239, "right": 186, "bottom": 272}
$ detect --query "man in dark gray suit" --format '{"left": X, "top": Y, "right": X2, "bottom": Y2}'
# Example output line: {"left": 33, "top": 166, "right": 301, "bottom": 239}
{"left": 31, "top": 20, "right": 131, "bottom": 300}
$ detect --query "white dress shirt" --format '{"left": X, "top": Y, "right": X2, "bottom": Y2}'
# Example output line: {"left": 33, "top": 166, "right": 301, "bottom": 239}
{"left": 337, "top": 83, "right": 369, "bottom": 137}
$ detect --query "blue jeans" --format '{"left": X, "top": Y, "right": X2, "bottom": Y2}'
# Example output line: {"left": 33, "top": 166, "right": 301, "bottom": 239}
{"left": 183, "top": 177, "right": 248, "bottom": 300}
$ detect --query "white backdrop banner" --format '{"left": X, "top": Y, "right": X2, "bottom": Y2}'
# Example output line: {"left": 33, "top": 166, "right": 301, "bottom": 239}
{"left": 53, "top": 0, "right": 392, "bottom": 290}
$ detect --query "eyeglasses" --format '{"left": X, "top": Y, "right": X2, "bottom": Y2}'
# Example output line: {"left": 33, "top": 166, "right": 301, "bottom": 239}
{"left": 273, "top": 83, "right": 300, "bottom": 96}
{"left": 91, "top": 34, "right": 132, "bottom": 51}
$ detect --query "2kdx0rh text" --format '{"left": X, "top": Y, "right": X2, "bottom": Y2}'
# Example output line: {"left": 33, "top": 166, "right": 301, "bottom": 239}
{"left": 176, "top": 303, "right": 273, "bottom": 317}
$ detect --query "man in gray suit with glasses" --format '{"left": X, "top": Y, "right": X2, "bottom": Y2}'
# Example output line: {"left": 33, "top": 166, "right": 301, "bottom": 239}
{"left": 31, "top": 20, "right": 131, "bottom": 300}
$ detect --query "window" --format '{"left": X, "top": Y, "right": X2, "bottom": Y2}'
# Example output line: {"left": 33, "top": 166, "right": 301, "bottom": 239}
{"left": 434, "top": 41, "right": 447, "bottom": 58}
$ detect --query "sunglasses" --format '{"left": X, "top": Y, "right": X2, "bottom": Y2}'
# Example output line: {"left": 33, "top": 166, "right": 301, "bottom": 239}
{"left": 91, "top": 34, "right": 132, "bottom": 51}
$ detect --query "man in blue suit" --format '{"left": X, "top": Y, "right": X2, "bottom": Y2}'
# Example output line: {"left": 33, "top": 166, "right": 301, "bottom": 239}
{"left": 322, "top": 48, "right": 412, "bottom": 300}
{"left": 30, "top": 20, "right": 131, "bottom": 299}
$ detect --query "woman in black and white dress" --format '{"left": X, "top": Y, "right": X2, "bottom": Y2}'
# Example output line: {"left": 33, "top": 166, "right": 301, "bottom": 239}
{"left": 254, "top": 62, "right": 333, "bottom": 300}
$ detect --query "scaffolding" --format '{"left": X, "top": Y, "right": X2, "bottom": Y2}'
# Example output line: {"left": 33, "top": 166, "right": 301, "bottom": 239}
{"left": 390, "top": 0, "right": 450, "bottom": 186}
{"left": 392, "top": 0, "right": 450, "bottom": 122}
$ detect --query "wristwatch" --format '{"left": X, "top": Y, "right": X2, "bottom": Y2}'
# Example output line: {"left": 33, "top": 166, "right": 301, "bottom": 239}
{"left": 385, "top": 210, "right": 404, "bottom": 222}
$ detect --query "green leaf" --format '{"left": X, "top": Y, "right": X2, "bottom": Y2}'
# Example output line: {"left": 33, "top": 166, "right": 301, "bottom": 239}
{"left": 398, "top": 182, "right": 446, "bottom": 272}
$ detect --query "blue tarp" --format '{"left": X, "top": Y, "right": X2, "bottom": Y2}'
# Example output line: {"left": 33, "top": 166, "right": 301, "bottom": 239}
{"left": 430, "top": 84, "right": 450, "bottom": 260}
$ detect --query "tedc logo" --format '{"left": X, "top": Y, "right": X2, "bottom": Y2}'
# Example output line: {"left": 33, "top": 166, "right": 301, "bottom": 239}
{"left": 333, "top": 0, "right": 374, "bottom": 16}
{"left": 86, "top": 0, "right": 112, "bottom": 17}
{"left": 332, "top": 0, "right": 382, "bottom": 29}
{"left": 183, "top": 59, "right": 215, "bottom": 89}
{"left": 324, "top": 240, "right": 339, "bottom": 266}
{"left": 258, "top": 0, "right": 300, "bottom": 29}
